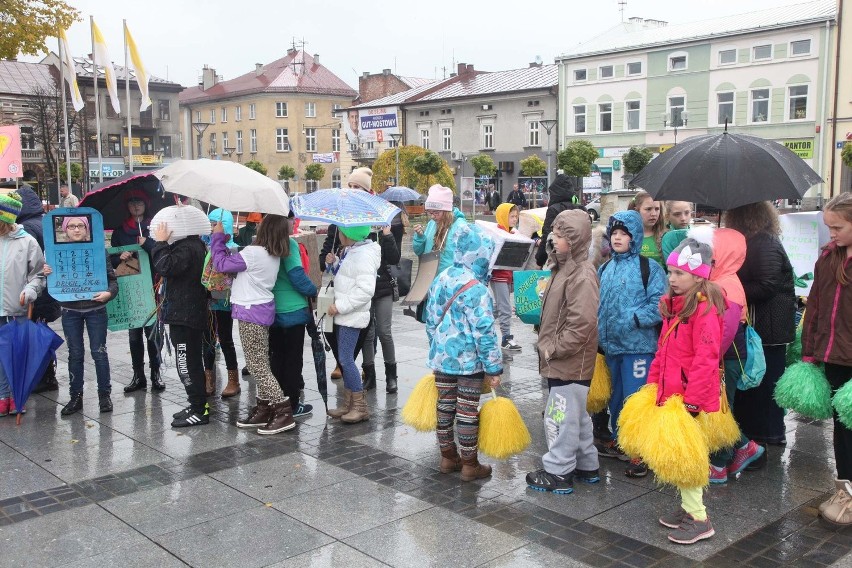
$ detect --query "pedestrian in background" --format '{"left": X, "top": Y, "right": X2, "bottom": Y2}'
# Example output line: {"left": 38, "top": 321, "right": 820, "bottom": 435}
{"left": 507, "top": 183, "right": 526, "bottom": 210}
{"left": 491, "top": 203, "right": 522, "bottom": 353}
{"left": 59, "top": 184, "right": 79, "bottom": 208}
{"left": 534, "top": 174, "right": 585, "bottom": 268}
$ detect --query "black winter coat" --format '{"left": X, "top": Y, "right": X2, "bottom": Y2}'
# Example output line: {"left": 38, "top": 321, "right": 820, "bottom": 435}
{"left": 374, "top": 231, "right": 401, "bottom": 299}
{"left": 534, "top": 175, "right": 586, "bottom": 267}
{"left": 110, "top": 219, "right": 157, "bottom": 281}
{"left": 151, "top": 236, "right": 208, "bottom": 330}
{"left": 737, "top": 232, "right": 796, "bottom": 345}
{"left": 17, "top": 186, "right": 61, "bottom": 322}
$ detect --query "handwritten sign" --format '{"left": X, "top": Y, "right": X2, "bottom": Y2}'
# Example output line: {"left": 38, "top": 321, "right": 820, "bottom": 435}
{"left": 106, "top": 245, "right": 157, "bottom": 331}
{"left": 779, "top": 211, "right": 830, "bottom": 296}
{"left": 43, "top": 208, "right": 108, "bottom": 302}
{"left": 513, "top": 270, "right": 551, "bottom": 325}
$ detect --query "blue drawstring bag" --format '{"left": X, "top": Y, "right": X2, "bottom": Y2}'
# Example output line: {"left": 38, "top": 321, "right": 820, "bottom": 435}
{"left": 735, "top": 324, "right": 767, "bottom": 390}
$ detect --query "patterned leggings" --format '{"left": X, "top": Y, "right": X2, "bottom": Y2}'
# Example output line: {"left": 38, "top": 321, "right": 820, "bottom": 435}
{"left": 238, "top": 321, "right": 286, "bottom": 404}
{"left": 435, "top": 371, "right": 484, "bottom": 461}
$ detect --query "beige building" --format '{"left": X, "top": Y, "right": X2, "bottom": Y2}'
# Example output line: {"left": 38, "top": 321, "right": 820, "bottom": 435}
{"left": 179, "top": 50, "right": 357, "bottom": 192}
{"left": 829, "top": 0, "right": 851, "bottom": 195}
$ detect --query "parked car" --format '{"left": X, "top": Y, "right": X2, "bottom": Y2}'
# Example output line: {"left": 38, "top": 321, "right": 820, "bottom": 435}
{"left": 522, "top": 190, "right": 549, "bottom": 208}
{"left": 586, "top": 197, "right": 601, "bottom": 221}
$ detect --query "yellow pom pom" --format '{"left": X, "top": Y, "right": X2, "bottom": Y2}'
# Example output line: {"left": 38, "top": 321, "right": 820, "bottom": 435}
{"left": 617, "top": 383, "right": 658, "bottom": 458}
{"left": 587, "top": 353, "right": 612, "bottom": 413}
{"left": 641, "top": 395, "right": 709, "bottom": 488}
{"left": 479, "top": 395, "right": 531, "bottom": 460}
{"left": 401, "top": 374, "right": 438, "bottom": 432}
{"left": 697, "top": 392, "right": 741, "bottom": 453}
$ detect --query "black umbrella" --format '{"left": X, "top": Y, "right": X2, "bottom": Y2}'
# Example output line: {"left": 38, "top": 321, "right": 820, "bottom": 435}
{"left": 79, "top": 172, "right": 171, "bottom": 230}
{"left": 631, "top": 132, "right": 823, "bottom": 210}
{"left": 305, "top": 306, "right": 329, "bottom": 411}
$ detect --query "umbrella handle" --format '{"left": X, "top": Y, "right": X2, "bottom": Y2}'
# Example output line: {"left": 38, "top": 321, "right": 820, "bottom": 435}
{"left": 16, "top": 413, "right": 21, "bottom": 426}
{"left": 27, "top": 303, "right": 33, "bottom": 320}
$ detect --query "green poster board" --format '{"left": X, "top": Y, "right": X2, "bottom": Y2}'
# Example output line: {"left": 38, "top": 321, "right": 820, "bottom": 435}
{"left": 106, "top": 245, "right": 157, "bottom": 332}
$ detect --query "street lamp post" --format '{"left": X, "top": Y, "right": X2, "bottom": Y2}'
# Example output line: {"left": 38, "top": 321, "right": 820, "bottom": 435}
{"left": 191, "top": 122, "right": 210, "bottom": 160}
{"left": 390, "top": 132, "right": 403, "bottom": 186}
{"left": 539, "top": 118, "right": 558, "bottom": 196}
{"left": 661, "top": 110, "right": 689, "bottom": 146}
{"left": 222, "top": 146, "right": 237, "bottom": 159}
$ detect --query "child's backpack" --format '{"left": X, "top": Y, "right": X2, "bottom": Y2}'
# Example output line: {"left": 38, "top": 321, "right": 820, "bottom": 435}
{"left": 201, "top": 251, "right": 233, "bottom": 299}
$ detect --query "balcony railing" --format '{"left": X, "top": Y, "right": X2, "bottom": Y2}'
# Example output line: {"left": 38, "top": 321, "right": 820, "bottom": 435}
{"left": 350, "top": 148, "right": 378, "bottom": 160}
{"left": 22, "top": 149, "right": 82, "bottom": 161}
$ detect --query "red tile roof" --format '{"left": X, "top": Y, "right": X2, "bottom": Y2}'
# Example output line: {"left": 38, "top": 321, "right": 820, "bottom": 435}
{"left": 180, "top": 51, "right": 357, "bottom": 104}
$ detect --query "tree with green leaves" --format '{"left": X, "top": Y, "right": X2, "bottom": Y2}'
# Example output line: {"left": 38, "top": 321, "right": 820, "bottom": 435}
{"left": 412, "top": 151, "right": 445, "bottom": 188}
{"left": 305, "top": 163, "right": 325, "bottom": 183}
{"left": 244, "top": 160, "right": 267, "bottom": 175}
{"left": 843, "top": 142, "right": 852, "bottom": 169}
{"left": 622, "top": 146, "right": 654, "bottom": 175}
{"left": 469, "top": 154, "right": 497, "bottom": 177}
{"left": 1, "top": 0, "right": 81, "bottom": 59}
{"left": 278, "top": 164, "right": 296, "bottom": 180}
{"left": 557, "top": 140, "right": 598, "bottom": 177}
{"left": 59, "top": 162, "right": 82, "bottom": 181}
{"left": 371, "top": 145, "right": 455, "bottom": 192}
{"left": 520, "top": 155, "right": 546, "bottom": 177}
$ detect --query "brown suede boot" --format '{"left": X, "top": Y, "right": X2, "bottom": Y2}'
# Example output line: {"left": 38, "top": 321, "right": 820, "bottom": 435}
{"left": 204, "top": 369, "right": 216, "bottom": 397}
{"left": 221, "top": 369, "right": 241, "bottom": 398}
{"left": 327, "top": 388, "right": 352, "bottom": 419}
{"left": 236, "top": 399, "right": 272, "bottom": 428}
{"left": 460, "top": 456, "right": 492, "bottom": 482}
{"left": 341, "top": 390, "right": 369, "bottom": 423}
{"left": 439, "top": 446, "right": 463, "bottom": 474}
{"left": 258, "top": 399, "right": 296, "bottom": 434}
{"left": 330, "top": 365, "right": 342, "bottom": 380}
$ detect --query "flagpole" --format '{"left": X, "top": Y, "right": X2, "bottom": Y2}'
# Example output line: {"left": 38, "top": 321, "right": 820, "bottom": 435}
{"left": 124, "top": 20, "right": 133, "bottom": 173}
{"left": 55, "top": 37, "right": 63, "bottom": 197}
{"left": 58, "top": 34, "right": 74, "bottom": 191}
{"left": 90, "top": 16, "right": 104, "bottom": 184}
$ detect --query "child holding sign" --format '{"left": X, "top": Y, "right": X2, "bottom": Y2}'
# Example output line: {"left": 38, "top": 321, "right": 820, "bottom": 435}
{"left": 44, "top": 216, "right": 118, "bottom": 415}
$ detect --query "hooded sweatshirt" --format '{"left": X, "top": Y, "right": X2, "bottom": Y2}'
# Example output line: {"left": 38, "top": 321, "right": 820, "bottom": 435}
{"left": 491, "top": 203, "right": 516, "bottom": 285}
{"left": 537, "top": 210, "right": 599, "bottom": 381}
{"left": 425, "top": 223, "right": 503, "bottom": 376}
{"left": 534, "top": 175, "right": 586, "bottom": 267}
{"left": 412, "top": 207, "right": 467, "bottom": 275}
{"left": 597, "top": 210, "right": 666, "bottom": 357}
{"left": 0, "top": 226, "right": 45, "bottom": 317}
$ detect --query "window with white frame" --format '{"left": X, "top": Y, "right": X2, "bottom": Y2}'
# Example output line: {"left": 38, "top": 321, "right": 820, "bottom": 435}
{"left": 442, "top": 127, "right": 452, "bottom": 151}
{"left": 236, "top": 131, "right": 243, "bottom": 154}
{"left": 306, "top": 180, "right": 319, "bottom": 192}
{"left": 788, "top": 85, "right": 808, "bottom": 120}
{"left": 235, "top": 106, "right": 242, "bottom": 121}
{"left": 158, "top": 100, "right": 171, "bottom": 121}
{"left": 626, "top": 62, "right": 642, "bottom": 76}
{"left": 573, "top": 105, "right": 586, "bottom": 134}
{"left": 332, "top": 103, "right": 342, "bottom": 117}
{"left": 276, "top": 128, "right": 290, "bottom": 152}
{"left": 209, "top": 109, "right": 216, "bottom": 123}
{"left": 669, "top": 55, "right": 687, "bottom": 71}
{"left": 668, "top": 96, "right": 686, "bottom": 126}
{"left": 221, "top": 107, "right": 227, "bottom": 122}
{"left": 719, "top": 49, "right": 737, "bottom": 65}
{"left": 305, "top": 128, "right": 317, "bottom": 152}
{"left": 528, "top": 120, "right": 540, "bottom": 146}
{"left": 481, "top": 123, "right": 494, "bottom": 149}
{"left": 250, "top": 129, "right": 257, "bottom": 152}
{"left": 574, "top": 69, "right": 587, "bottom": 82}
{"left": 209, "top": 133, "right": 216, "bottom": 155}
{"left": 717, "top": 92, "right": 735, "bottom": 125}
{"left": 599, "top": 103, "right": 612, "bottom": 132}
{"left": 753, "top": 44, "right": 772, "bottom": 61}
{"left": 195, "top": 110, "right": 201, "bottom": 123}
{"left": 222, "top": 132, "right": 229, "bottom": 151}
{"left": 791, "top": 39, "right": 811, "bottom": 56}
{"left": 750, "top": 88, "right": 770, "bottom": 122}
{"left": 599, "top": 65, "right": 614, "bottom": 79}
{"left": 419, "top": 128, "right": 430, "bottom": 149}
{"left": 387, "top": 138, "right": 398, "bottom": 148}
{"left": 332, "top": 129, "right": 340, "bottom": 152}
{"left": 305, "top": 102, "right": 316, "bottom": 118}
{"left": 275, "top": 102, "right": 288, "bottom": 117}
{"left": 249, "top": 104, "right": 256, "bottom": 120}
{"left": 625, "top": 100, "right": 641, "bottom": 131}
{"left": 332, "top": 170, "right": 341, "bottom": 188}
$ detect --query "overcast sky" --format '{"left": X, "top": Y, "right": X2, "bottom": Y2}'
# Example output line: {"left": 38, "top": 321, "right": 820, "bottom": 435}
{"left": 25, "top": 0, "right": 799, "bottom": 89}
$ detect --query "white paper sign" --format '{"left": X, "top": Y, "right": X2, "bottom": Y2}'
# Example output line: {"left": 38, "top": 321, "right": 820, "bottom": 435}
{"left": 779, "top": 211, "right": 830, "bottom": 296}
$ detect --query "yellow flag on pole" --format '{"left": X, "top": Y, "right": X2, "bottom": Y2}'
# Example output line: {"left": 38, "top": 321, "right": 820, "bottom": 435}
{"left": 124, "top": 25, "right": 151, "bottom": 112}
{"left": 91, "top": 19, "right": 121, "bottom": 115}
{"left": 58, "top": 29, "right": 84, "bottom": 112}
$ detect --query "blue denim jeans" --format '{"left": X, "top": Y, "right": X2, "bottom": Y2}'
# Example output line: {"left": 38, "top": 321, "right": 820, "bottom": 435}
{"left": 61, "top": 307, "right": 111, "bottom": 394}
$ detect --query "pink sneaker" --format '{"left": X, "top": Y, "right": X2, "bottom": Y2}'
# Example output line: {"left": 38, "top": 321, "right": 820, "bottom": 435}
{"left": 730, "top": 440, "right": 765, "bottom": 475}
{"left": 0, "top": 398, "right": 8, "bottom": 416}
{"left": 709, "top": 464, "right": 728, "bottom": 484}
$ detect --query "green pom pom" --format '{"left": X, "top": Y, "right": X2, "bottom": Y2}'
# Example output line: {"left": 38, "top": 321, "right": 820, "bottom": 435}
{"left": 774, "top": 362, "right": 832, "bottom": 420}
{"left": 833, "top": 381, "right": 852, "bottom": 429}
{"left": 786, "top": 328, "right": 802, "bottom": 367}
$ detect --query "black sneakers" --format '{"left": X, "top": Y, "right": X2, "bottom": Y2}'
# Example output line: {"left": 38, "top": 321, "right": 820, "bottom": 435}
{"left": 171, "top": 404, "right": 209, "bottom": 428}
{"left": 526, "top": 469, "right": 574, "bottom": 494}
{"left": 98, "top": 392, "right": 113, "bottom": 413}
{"left": 60, "top": 392, "right": 84, "bottom": 416}
{"left": 575, "top": 468, "right": 601, "bottom": 483}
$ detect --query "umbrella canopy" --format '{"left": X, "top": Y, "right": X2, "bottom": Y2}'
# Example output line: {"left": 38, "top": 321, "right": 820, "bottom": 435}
{"left": 154, "top": 159, "right": 289, "bottom": 216}
{"left": 630, "top": 132, "right": 823, "bottom": 210}
{"left": 79, "top": 172, "right": 170, "bottom": 230}
{"left": 292, "top": 188, "right": 400, "bottom": 227}
{"left": 379, "top": 186, "right": 421, "bottom": 203}
{"left": 305, "top": 318, "right": 328, "bottom": 411}
{"left": 0, "top": 318, "right": 64, "bottom": 423}
{"left": 150, "top": 205, "right": 211, "bottom": 244}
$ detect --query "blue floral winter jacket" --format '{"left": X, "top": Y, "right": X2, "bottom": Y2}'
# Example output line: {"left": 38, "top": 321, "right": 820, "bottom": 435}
{"left": 597, "top": 210, "right": 666, "bottom": 357}
{"left": 424, "top": 223, "right": 503, "bottom": 376}
{"left": 412, "top": 208, "right": 467, "bottom": 275}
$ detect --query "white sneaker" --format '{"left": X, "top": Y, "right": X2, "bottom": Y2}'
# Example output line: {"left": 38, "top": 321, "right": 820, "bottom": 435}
{"left": 501, "top": 339, "right": 522, "bottom": 352}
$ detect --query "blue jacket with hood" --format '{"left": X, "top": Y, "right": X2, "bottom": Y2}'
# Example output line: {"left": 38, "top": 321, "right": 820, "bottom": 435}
{"left": 204, "top": 208, "right": 237, "bottom": 311}
{"left": 424, "top": 223, "right": 503, "bottom": 376}
{"left": 412, "top": 207, "right": 467, "bottom": 275}
{"left": 597, "top": 210, "right": 666, "bottom": 357}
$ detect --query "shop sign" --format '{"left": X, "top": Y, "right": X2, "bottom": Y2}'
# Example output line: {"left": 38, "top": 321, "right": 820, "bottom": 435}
{"left": 782, "top": 139, "right": 813, "bottom": 159}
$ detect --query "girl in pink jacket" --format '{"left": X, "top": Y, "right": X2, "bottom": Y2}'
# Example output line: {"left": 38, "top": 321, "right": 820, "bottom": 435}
{"left": 649, "top": 237, "right": 726, "bottom": 545}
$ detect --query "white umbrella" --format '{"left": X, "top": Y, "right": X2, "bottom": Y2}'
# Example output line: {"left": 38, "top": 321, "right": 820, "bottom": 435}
{"left": 154, "top": 159, "right": 289, "bottom": 216}
{"left": 150, "top": 204, "right": 211, "bottom": 244}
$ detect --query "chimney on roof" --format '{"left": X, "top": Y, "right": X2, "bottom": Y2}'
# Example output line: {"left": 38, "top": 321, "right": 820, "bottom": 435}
{"left": 529, "top": 61, "right": 542, "bottom": 68}
{"left": 313, "top": 54, "right": 320, "bottom": 65}
{"left": 382, "top": 68, "right": 391, "bottom": 76}
{"left": 255, "top": 63, "right": 263, "bottom": 76}
{"left": 466, "top": 64, "right": 474, "bottom": 74}
{"left": 362, "top": 71, "right": 370, "bottom": 78}
{"left": 457, "top": 63, "right": 467, "bottom": 76}
{"left": 202, "top": 65, "right": 217, "bottom": 91}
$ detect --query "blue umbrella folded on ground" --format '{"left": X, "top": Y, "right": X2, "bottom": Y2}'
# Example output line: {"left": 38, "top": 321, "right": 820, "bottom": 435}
{"left": 291, "top": 188, "right": 401, "bottom": 227}
{"left": 379, "top": 186, "right": 422, "bottom": 203}
{"left": 0, "top": 313, "right": 64, "bottom": 424}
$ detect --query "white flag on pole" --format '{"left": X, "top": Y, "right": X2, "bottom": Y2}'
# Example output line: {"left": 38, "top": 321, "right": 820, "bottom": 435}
{"left": 58, "top": 29, "right": 84, "bottom": 111}
{"left": 91, "top": 19, "right": 121, "bottom": 115}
